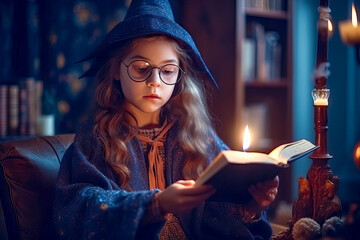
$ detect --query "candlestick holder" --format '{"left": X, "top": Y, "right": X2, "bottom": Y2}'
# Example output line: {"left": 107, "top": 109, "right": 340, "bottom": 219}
{"left": 312, "top": 88, "right": 330, "bottom": 106}
{"left": 299, "top": 0, "right": 341, "bottom": 225}
{"left": 271, "top": 1, "right": 342, "bottom": 239}
{"left": 294, "top": 0, "right": 341, "bottom": 229}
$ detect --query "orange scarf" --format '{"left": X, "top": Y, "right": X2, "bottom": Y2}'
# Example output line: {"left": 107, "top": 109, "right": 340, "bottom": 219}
{"left": 137, "top": 121, "right": 175, "bottom": 190}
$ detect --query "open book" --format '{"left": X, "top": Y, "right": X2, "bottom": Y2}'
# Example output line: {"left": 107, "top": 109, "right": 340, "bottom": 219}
{"left": 195, "top": 139, "right": 317, "bottom": 203}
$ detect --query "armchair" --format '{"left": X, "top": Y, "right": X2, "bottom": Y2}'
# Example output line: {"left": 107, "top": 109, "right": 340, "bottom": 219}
{"left": 0, "top": 134, "right": 74, "bottom": 240}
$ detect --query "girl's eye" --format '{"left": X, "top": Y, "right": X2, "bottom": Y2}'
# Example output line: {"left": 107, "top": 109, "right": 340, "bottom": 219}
{"left": 161, "top": 66, "right": 178, "bottom": 76}
{"left": 130, "top": 61, "right": 152, "bottom": 74}
{"left": 162, "top": 70, "right": 174, "bottom": 75}
{"left": 135, "top": 66, "right": 150, "bottom": 73}
{"left": 132, "top": 63, "right": 151, "bottom": 74}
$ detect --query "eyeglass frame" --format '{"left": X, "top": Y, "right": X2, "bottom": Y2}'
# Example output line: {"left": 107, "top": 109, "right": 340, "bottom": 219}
{"left": 121, "top": 60, "right": 185, "bottom": 85}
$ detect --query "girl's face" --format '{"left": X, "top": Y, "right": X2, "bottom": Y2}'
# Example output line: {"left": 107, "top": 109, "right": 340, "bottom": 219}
{"left": 119, "top": 36, "right": 178, "bottom": 125}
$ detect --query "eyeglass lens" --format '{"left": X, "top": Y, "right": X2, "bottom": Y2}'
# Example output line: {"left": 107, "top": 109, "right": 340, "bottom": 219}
{"left": 127, "top": 60, "right": 181, "bottom": 84}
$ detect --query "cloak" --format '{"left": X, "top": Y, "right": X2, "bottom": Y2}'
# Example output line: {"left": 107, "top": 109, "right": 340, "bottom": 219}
{"left": 53, "top": 120, "right": 272, "bottom": 239}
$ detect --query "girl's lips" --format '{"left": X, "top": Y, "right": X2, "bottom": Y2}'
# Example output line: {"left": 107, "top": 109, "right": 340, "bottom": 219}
{"left": 143, "top": 94, "right": 161, "bottom": 99}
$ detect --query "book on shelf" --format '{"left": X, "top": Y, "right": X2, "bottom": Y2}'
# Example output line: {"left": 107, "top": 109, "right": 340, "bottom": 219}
{"left": 254, "top": 23, "right": 266, "bottom": 81}
{"left": 195, "top": 139, "right": 318, "bottom": 203}
{"left": 265, "top": 31, "right": 281, "bottom": 81}
{"left": 242, "top": 38, "right": 256, "bottom": 82}
{"left": 25, "top": 77, "right": 37, "bottom": 136}
{"left": 0, "top": 85, "right": 8, "bottom": 137}
{"left": 245, "top": 23, "right": 282, "bottom": 83}
{"left": 8, "top": 84, "right": 20, "bottom": 135}
{"left": 19, "top": 80, "right": 28, "bottom": 136}
{"left": 0, "top": 78, "right": 44, "bottom": 138}
{"left": 246, "top": 0, "right": 284, "bottom": 11}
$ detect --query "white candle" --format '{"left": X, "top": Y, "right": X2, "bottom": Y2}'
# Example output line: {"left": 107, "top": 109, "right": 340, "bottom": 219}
{"left": 339, "top": 4, "right": 360, "bottom": 45}
{"left": 314, "top": 98, "right": 328, "bottom": 106}
{"left": 36, "top": 114, "right": 55, "bottom": 136}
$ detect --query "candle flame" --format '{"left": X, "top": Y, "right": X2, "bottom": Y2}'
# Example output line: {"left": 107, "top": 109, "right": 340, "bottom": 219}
{"left": 352, "top": 3, "right": 358, "bottom": 27}
{"left": 243, "top": 125, "right": 251, "bottom": 151}
{"left": 327, "top": 19, "right": 333, "bottom": 32}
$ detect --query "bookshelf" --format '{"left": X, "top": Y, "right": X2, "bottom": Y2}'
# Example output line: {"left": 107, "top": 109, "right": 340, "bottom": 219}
{"left": 179, "top": 0, "right": 293, "bottom": 203}
{"left": 240, "top": 0, "right": 293, "bottom": 207}
{"left": 241, "top": 0, "right": 293, "bottom": 153}
{"left": 179, "top": 0, "right": 292, "bottom": 151}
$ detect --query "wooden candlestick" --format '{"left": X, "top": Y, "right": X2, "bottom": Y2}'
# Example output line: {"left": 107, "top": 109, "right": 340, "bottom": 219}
{"left": 304, "top": 105, "right": 341, "bottom": 225}
{"left": 293, "top": 0, "right": 342, "bottom": 227}
{"left": 271, "top": 1, "right": 341, "bottom": 239}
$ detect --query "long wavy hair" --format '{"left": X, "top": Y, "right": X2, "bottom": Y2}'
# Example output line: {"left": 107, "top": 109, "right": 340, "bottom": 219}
{"left": 94, "top": 35, "right": 214, "bottom": 189}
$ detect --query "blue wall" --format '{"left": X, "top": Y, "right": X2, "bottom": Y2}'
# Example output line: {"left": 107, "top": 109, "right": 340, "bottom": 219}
{"left": 293, "top": 0, "right": 360, "bottom": 204}
{"left": 292, "top": 0, "right": 317, "bottom": 199}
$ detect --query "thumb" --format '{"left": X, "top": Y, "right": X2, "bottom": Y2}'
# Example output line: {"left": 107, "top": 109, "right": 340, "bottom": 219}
{"left": 175, "top": 180, "right": 196, "bottom": 187}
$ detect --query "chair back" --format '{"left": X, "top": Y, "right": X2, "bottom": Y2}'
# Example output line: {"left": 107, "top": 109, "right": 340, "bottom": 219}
{"left": 0, "top": 134, "right": 74, "bottom": 240}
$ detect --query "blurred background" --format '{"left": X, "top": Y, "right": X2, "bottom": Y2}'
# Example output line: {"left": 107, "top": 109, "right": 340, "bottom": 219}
{"left": 0, "top": 0, "right": 359, "bottom": 228}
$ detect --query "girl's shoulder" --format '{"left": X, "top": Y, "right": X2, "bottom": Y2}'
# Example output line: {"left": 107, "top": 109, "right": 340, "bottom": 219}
{"left": 74, "top": 119, "right": 95, "bottom": 140}
{"left": 73, "top": 118, "right": 101, "bottom": 154}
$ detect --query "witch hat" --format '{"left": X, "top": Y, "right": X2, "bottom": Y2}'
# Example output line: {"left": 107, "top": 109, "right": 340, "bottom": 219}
{"left": 78, "top": 0, "right": 217, "bottom": 87}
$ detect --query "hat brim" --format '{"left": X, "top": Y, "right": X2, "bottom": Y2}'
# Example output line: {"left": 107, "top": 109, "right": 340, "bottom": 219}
{"left": 78, "top": 15, "right": 217, "bottom": 87}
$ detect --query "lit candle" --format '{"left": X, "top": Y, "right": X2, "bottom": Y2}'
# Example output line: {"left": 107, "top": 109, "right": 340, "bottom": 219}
{"left": 243, "top": 125, "right": 251, "bottom": 151}
{"left": 328, "top": 19, "right": 333, "bottom": 32}
{"left": 328, "top": 19, "right": 334, "bottom": 37}
{"left": 339, "top": 4, "right": 360, "bottom": 45}
{"left": 314, "top": 98, "right": 328, "bottom": 106}
{"left": 312, "top": 88, "right": 330, "bottom": 106}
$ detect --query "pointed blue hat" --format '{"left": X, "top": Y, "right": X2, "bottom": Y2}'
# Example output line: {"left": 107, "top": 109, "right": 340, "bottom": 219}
{"left": 79, "top": 0, "right": 217, "bottom": 87}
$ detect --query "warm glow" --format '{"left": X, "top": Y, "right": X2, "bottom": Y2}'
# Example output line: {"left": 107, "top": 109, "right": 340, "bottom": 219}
{"left": 352, "top": 3, "right": 358, "bottom": 27}
{"left": 355, "top": 146, "right": 360, "bottom": 159}
{"left": 328, "top": 19, "right": 333, "bottom": 32}
{"left": 243, "top": 125, "right": 251, "bottom": 151}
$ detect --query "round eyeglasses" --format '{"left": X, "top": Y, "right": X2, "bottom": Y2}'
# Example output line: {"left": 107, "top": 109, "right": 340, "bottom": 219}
{"left": 121, "top": 60, "right": 185, "bottom": 85}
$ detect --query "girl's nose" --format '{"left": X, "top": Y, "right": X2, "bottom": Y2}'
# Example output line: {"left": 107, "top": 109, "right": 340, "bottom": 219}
{"left": 146, "top": 69, "right": 161, "bottom": 87}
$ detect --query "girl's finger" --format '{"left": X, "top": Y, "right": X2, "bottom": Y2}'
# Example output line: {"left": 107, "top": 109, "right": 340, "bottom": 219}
{"left": 175, "top": 180, "right": 196, "bottom": 186}
{"left": 180, "top": 184, "right": 215, "bottom": 196}
{"left": 178, "top": 188, "right": 216, "bottom": 206}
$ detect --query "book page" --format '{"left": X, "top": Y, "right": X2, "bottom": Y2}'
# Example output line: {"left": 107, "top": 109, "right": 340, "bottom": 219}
{"left": 269, "top": 139, "right": 316, "bottom": 164}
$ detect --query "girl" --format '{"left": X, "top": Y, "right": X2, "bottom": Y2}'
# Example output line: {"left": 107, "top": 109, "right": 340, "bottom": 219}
{"left": 53, "top": 0, "right": 279, "bottom": 239}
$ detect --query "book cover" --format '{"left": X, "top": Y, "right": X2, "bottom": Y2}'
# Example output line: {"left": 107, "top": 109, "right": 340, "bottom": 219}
{"left": 195, "top": 139, "right": 317, "bottom": 203}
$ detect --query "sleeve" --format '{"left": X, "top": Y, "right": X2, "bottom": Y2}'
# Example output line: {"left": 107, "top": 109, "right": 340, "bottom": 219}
{"left": 52, "top": 143, "right": 165, "bottom": 240}
{"left": 177, "top": 130, "right": 273, "bottom": 240}
{"left": 140, "top": 193, "right": 167, "bottom": 225}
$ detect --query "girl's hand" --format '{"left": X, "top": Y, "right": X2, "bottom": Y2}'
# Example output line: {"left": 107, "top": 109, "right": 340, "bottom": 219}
{"left": 155, "top": 180, "right": 216, "bottom": 214}
{"left": 247, "top": 175, "right": 279, "bottom": 214}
